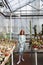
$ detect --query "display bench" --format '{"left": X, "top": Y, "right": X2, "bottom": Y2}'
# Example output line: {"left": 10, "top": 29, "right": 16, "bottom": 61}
{"left": 31, "top": 38, "right": 43, "bottom": 65}
{"left": 1, "top": 46, "right": 15, "bottom": 65}
{"left": 32, "top": 48, "right": 43, "bottom": 65}
{"left": 0, "top": 39, "right": 16, "bottom": 65}
{"left": 31, "top": 39, "right": 43, "bottom": 65}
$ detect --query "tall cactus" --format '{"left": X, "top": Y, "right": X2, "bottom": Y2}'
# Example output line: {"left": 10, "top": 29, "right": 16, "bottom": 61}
{"left": 30, "top": 20, "right": 32, "bottom": 39}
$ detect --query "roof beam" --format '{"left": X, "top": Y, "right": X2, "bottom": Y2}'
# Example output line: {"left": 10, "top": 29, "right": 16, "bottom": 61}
{"left": 0, "top": 12, "right": 6, "bottom": 16}
{"left": 4, "top": 0, "right": 12, "bottom": 12}
{"left": 0, "top": 12, "right": 18, "bottom": 17}
{"left": 21, "top": 15, "right": 43, "bottom": 16}
{"left": 2, "top": 0, "right": 7, "bottom": 8}
{"left": 13, "top": 0, "right": 35, "bottom": 12}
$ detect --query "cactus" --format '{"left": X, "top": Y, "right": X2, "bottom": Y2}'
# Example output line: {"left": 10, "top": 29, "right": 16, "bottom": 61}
{"left": 30, "top": 20, "right": 32, "bottom": 39}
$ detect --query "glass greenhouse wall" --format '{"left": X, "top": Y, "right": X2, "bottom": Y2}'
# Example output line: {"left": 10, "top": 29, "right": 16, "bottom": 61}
{"left": 0, "top": 0, "right": 43, "bottom": 40}
{"left": 0, "top": 14, "right": 43, "bottom": 40}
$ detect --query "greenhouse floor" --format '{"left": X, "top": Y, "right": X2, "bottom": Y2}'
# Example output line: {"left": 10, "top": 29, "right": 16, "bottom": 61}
{"left": 13, "top": 52, "right": 43, "bottom": 65}
{"left": 14, "top": 53, "right": 32, "bottom": 65}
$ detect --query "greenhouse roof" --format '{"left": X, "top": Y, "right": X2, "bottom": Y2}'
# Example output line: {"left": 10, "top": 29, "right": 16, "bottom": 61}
{"left": 0, "top": 0, "right": 43, "bottom": 16}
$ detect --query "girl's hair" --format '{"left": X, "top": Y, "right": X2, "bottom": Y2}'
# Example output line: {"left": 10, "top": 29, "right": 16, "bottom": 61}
{"left": 20, "top": 29, "right": 25, "bottom": 35}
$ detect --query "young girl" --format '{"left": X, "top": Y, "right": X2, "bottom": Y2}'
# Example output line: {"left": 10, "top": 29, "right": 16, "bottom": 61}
{"left": 17, "top": 29, "right": 26, "bottom": 64}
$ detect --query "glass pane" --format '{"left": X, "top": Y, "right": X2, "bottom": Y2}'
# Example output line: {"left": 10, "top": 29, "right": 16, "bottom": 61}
{"left": 7, "top": 0, "right": 14, "bottom": 3}
{"left": 11, "top": 4, "right": 19, "bottom": 10}
{"left": 7, "top": 0, "right": 34, "bottom": 11}
{"left": 8, "top": 0, "right": 18, "bottom": 5}
{"left": 21, "top": 6, "right": 27, "bottom": 10}
{"left": 40, "top": 0, "right": 43, "bottom": 9}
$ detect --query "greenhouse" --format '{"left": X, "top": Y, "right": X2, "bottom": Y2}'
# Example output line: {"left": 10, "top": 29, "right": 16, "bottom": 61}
{"left": 0, "top": 0, "right": 43, "bottom": 65}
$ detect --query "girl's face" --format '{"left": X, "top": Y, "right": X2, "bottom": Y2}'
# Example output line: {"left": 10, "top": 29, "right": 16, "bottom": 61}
{"left": 21, "top": 31, "right": 24, "bottom": 35}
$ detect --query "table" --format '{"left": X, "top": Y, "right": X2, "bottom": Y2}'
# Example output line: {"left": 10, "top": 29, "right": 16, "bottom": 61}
{"left": 32, "top": 48, "right": 43, "bottom": 65}
{"left": 1, "top": 45, "right": 15, "bottom": 65}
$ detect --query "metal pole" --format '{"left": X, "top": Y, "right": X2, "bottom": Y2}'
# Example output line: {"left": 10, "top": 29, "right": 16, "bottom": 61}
{"left": 10, "top": 13, "right": 12, "bottom": 40}
{"left": 35, "top": 52, "right": 37, "bottom": 65}
{"left": 11, "top": 52, "right": 14, "bottom": 65}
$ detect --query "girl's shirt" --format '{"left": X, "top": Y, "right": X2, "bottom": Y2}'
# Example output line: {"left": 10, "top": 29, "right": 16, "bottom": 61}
{"left": 19, "top": 35, "right": 26, "bottom": 48}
